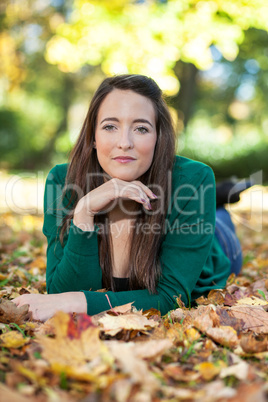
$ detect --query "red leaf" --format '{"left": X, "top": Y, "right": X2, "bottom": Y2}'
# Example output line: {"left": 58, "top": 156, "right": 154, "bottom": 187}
{"left": 67, "top": 313, "right": 96, "bottom": 339}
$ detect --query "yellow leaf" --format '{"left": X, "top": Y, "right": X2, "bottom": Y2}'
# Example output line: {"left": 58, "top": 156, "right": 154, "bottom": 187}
{"left": 184, "top": 327, "right": 201, "bottom": 343}
{"left": 166, "top": 322, "right": 183, "bottom": 344}
{"left": 28, "top": 256, "right": 46, "bottom": 271}
{"left": 0, "top": 331, "right": 29, "bottom": 348}
{"left": 196, "top": 361, "right": 221, "bottom": 381}
{"left": 49, "top": 362, "right": 104, "bottom": 382}
{"left": 36, "top": 311, "right": 104, "bottom": 368}
{"left": 16, "top": 364, "right": 47, "bottom": 386}
{"left": 236, "top": 296, "right": 268, "bottom": 307}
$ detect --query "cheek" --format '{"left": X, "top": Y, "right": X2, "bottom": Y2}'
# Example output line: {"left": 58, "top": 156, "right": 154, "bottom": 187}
{"left": 139, "top": 138, "right": 157, "bottom": 159}
{"left": 95, "top": 137, "right": 112, "bottom": 157}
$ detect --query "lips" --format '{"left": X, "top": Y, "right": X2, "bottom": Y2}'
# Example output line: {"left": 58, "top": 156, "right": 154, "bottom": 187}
{"left": 113, "top": 156, "right": 136, "bottom": 163}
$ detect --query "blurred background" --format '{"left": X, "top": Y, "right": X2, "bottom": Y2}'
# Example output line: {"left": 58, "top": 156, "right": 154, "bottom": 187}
{"left": 1, "top": 0, "right": 268, "bottom": 218}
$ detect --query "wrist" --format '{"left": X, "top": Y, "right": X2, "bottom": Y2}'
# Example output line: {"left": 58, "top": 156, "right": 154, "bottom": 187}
{"left": 73, "top": 217, "right": 95, "bottom": 232}
{"left": 65, "top": 292, "right": 87, "bottom": 314}
{"left": 75, "top": 197, "right": 95, "bottom": 218}
{"left": 73, "top": 199, "right": 95, "bottom": 231}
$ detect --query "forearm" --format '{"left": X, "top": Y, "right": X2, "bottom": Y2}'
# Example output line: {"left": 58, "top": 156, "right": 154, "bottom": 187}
{"left": 73, "top": 197, "right": 95, "bottom": 231}
{"left": 82, "top": 284, "right": 182, "bottom": 316}
{"left": 12, "top": 291, "right": 87, "bottom": 322}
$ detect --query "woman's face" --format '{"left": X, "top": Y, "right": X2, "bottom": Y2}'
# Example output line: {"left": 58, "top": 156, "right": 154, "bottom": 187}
{"left": 94, "top": 89, "right": 157, "bottom": 182}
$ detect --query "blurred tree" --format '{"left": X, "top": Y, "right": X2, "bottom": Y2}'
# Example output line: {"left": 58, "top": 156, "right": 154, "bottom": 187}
{"left": 45, "top": 0, "right": 268, "bottom": 104}
{"left": 0, "top": 0, "right": 78, "bottom": 168}
{"left": 0, "top": 0, "right": 268, "bottom": 173}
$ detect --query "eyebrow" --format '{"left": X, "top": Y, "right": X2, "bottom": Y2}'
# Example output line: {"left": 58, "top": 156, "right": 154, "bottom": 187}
{"left": 100, "top": 117, "right": 153, "bottom": 128}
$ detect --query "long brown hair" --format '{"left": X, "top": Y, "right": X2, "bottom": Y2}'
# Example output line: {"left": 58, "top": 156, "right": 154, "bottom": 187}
{"left": 60, "top": 74, "right": 175, "bottom": 293}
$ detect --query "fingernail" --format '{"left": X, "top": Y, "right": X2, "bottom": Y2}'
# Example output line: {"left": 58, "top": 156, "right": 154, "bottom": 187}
{"left": 148, "top": 202, "right": 152, "bottom": 210}
{"left": 151, "top": 193, "right": 158, "bottom": 199}
{"left": 141, "top": 198, "right": 146, "bottom": 203}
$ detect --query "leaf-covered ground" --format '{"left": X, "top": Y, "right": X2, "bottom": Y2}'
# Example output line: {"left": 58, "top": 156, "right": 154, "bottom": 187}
{"left": 0, "top": 210, "right": 268, "bottom": 402}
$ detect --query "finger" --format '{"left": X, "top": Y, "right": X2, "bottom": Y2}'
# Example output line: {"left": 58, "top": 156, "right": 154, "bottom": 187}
{"left": 118, "top": 185, "right": 151, "bottom": 208}
{"left": 131, "top": 181, "right": 158, "bottom": 200}
{"left": 122, "top": 193, "right": 152, "bottom": 210}
{"left": 11, "top": 298, "right": 20, "bottom": 306}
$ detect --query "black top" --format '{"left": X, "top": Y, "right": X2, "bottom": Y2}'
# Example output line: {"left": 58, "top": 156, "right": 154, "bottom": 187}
{"left": 113, "top": 277, "right": 130, "bottom": 292}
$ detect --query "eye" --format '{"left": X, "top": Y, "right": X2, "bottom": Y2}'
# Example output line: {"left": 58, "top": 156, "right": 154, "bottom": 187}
{"left": 135, "top": 126, "right": 149, "bottom": 134}
{"left": 103, "top": 124, "right": 116, "bottom": 131}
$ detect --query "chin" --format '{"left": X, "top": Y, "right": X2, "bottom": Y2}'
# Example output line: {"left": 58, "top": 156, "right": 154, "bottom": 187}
{"left": 113, "top": 174, "right": 138, "bottom": 182}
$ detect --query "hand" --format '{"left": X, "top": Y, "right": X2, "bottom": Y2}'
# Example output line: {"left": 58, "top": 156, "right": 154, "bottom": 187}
{"left": 73, "top": 178, "right": 157, "bottom": 231}
{"left": 11, "top": 292, "right": 87, "bottom": 322}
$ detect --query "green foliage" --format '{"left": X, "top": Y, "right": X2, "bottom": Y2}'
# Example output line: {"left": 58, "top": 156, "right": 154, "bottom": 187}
{"left": 45, "top": 0, "right": 268, "bottom": 91}
{"left": 1, "top": 0, "right": 268, "bottom": 174}
{"left": 257, "top": 290, "right": 267, "bottom": 301}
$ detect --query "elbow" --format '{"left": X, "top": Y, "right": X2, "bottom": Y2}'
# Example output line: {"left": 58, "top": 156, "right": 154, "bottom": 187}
{"left": 46, "top": 279, "right": 61, "bottom": 294}
{"left": 157, "top": 288, "right": 189, "bottom": 315}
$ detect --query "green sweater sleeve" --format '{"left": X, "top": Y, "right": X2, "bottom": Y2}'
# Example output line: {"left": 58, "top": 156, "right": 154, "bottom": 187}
{"left": 43, "top": 160, "right": 223, "bottom": 316}
{"left": 43, "top": 165, "right": 103, "bottom": 294}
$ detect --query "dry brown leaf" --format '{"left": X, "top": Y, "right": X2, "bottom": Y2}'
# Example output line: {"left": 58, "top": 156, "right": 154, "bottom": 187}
{"left": 35, "top": 317, "right": 56, "bottom": 336}
{"left": 196, "top": 289, "right": 225, "bottom": 306}
{"left": 143, "top": 307, "right": 161, "bottom": 319}
{"left": 216, "top": 307, "right": 245, "bottom": 331}
{"left": 99, "top": 312, "right": 158, "bottom": 336}
{"left": 224, "top": 293, "right": 238, "bottom": 307}
{"left": 219, "top": 361, "right": 249, "bottom": 380}
{"left": 162, "top": 386, "right": 204, "bottom": 400}
{"left": 123, "top": 339, "right": 172, "bottom": 360}
{"left": 204, "top": 338, "right": 218, "bottom": 351}
{"left": 0, "top": 331, "right": 29, "bottom": 348}
{"left": 240, "top": 333, "right": 268, "bottom": 353}
{"left": 106, "top": 341, "right": 159, "bottom": 391}
{"left": 112, "top": 302, "right": 134, "bottom": 314}
{"left": 206, "top": 326, "right": 239, "bottom": 348}
{"left": 169, "top": 308, "right": 185, "bottom": 322}
{"left": 226, "top": 382, "right": 267, "bottom": 402}
{"left": 193, "top": 305, "right": 220, "bottom": 333}
{"left": 111, "top": 379, "right": 132, "bottom": 402}
{"left": 202, "top": 380, "right": 237, "bottom": 399}
{"left": 0, "top": 300, "right": 31, "bottom": 324}
{"left": 229, "top": 305, "right": 268, "bottom": 333}
{"left": 0, "top": 383, "right": 33, "bottom": 402}
{"left": 250, "top": 278, "right": 268, "bottom": 300}
{"left": 166, "top": 322, "right": 184, "bottom": 345}
{"left": 195, "top": 295, "right": 208, "bottom": 305}
{"left": 234, "top": 277, "right": 251, "bottom": 287}
{"left": 174, "top": 294, "right": 185, "bottom": 308}
{"left": 164, "top": 363, "right": 200, "bottom": 382}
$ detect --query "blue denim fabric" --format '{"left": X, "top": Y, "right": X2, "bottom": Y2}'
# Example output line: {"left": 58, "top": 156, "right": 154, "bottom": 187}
{"left": 215, "top": 207, "right": 243, "bottom": 275}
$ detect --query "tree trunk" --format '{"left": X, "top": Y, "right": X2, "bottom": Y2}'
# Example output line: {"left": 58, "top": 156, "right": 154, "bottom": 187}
{"left": 170, "top": 61, "right": 198, "bottom": 131}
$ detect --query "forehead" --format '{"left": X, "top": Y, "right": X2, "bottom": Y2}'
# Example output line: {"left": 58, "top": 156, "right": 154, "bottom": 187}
{"left": 97, "top": 89, "right": 156, "bottom": 123}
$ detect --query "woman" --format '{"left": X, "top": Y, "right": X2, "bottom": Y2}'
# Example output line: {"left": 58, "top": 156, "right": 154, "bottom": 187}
{"left": 13, "top": 74, "right": 242, "bottom": 321}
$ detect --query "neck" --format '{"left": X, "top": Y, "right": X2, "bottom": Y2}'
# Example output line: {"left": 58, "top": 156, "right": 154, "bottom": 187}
{"left": 108, "top": 200, "right": 139, "bottom": 222}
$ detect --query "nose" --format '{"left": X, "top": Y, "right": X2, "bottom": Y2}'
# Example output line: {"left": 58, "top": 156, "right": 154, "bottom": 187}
{"left": 117, "top": 128, "right": 134, "bottom": 150}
